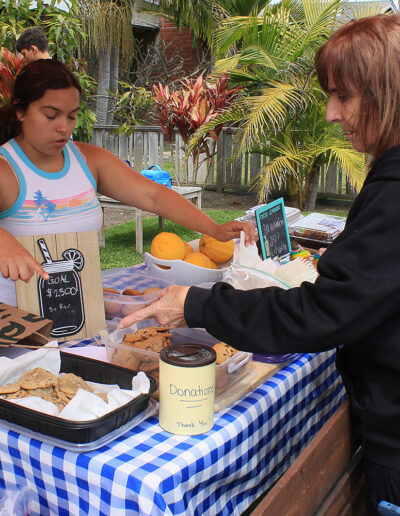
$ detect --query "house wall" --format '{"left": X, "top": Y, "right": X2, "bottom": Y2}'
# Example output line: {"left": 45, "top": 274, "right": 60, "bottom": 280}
{"left": 159, "top": 17, "right": 204, "bottom": 76}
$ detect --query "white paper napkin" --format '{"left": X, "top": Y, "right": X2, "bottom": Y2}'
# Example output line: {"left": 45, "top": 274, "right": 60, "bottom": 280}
{"left": 235, "top": 231, "right": 278, "bottom": 274}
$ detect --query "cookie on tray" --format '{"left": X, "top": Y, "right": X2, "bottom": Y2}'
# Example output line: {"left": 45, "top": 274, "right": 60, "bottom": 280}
{"left": 5, "top": 389, "right": 27, "bottom": 399}
{"left": 213, "top": 342, "right": 239, "bottom": 365}
{"left": 112, "top": 348, "right": 140, "bottom": 370}
{"left": 55, "top": 385, "right": 70, "bottom": 404}
{"left": 133, "top": 334, "right": 171, "bottom": 353}
{"left": 123, "top": 326, "right": 171, "bottom": 352}
{"left": 18, "top": 367, "right": 58, "bottom": 390}
{"left": 138, "top": 355, "right": 158, "bottom": 372}
{"left": 59, "top": 373, "right": 94, "bottom": 396}
{"left": 0, "top": 383, "right": 21, "bottom": 395}
{"left": 27, "top": 386, "right": 55, "bottom": 400}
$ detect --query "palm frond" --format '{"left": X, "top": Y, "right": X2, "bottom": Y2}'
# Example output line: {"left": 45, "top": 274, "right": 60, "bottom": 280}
{"left": 234, "top": 45, "right": 279, "bottom": 71}
{"left": 253, "top": 152, "right": 301, "bottom": 201}
{"left": 234, "top": 80, "right": 314, "bottom": 152}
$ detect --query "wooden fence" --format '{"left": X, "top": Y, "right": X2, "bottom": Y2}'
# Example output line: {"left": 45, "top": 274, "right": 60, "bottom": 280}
{"left": 91, "top": 125, "right": 357, "bottom": 202}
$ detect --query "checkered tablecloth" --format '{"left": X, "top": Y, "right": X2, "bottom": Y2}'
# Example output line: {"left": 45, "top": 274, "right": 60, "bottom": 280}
{"left": 0, "top": 267, "right": 346, "bottom": 515}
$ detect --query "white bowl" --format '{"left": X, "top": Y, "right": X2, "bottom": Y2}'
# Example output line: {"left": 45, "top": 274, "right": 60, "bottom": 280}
{"left": 143, "top": 239, "right": 232, "bottom": 286}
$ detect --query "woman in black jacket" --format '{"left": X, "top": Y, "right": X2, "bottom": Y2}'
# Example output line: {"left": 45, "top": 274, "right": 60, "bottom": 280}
{"left": 120, "top": 14, "right": 400, "bottom": 513}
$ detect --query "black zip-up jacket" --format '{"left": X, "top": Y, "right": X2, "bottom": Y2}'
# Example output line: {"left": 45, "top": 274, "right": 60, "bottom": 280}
{"left": 185, "top": 145, "right": 400, "bottom": 469}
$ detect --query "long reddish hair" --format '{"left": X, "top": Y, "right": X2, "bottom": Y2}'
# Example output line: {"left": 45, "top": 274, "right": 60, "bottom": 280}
{"left": 316, "top": 14, "right": 400, "bottom": 161}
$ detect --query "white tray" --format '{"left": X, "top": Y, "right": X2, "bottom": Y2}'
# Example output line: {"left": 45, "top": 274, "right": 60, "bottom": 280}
{"left": 143, "top": 239, "right": 232, "bottom": 286}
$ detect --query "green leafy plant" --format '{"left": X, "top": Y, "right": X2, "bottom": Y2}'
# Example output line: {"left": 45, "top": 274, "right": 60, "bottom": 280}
{"left": 152, "top": 73, "right": 241, "bottom": 183}
{"left": 111, "top": 82, "right": 153, "bottom": 137}
{"left": 68, "top": 57, "right": 98, "bottom": 142}
{"left": 44, "top": 11, "right": 87, "bottom": 63}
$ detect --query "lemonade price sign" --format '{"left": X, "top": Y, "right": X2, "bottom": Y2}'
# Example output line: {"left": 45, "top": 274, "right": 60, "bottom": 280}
{"left": 255, "top": 198, "right": 292, "bottom": 260}
{"left": 37, "top": 238, "right": 85, "bottom": 337}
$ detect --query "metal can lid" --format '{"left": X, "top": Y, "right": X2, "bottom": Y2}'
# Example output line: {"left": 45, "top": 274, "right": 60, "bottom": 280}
{"left": 160, "top": 343, "right": 216, "bottom": 367}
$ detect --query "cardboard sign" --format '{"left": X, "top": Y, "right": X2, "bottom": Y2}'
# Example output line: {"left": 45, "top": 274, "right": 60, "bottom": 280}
{"left": 255, "top": 198, "right": 292, "bottom": 260}
{"left": 15, "top": 231, "right": 106, "bottom": 342}
{"left": 0, "top": 303, "right": 52, "bottom": 348}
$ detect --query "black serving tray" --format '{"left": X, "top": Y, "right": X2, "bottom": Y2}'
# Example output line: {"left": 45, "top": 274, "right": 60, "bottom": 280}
{"left": 0, "top": 352, "right": 157, "bottom": 443}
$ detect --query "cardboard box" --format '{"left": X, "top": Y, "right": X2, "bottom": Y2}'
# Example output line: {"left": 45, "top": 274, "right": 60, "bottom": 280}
{"left": 0, "top": 303, "right": 52, "bottom": 348}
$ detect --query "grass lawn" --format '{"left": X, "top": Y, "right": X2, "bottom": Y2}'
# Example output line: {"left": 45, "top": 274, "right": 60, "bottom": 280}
{"left": 99, "top": 207, "right": 349, "bottom": 270}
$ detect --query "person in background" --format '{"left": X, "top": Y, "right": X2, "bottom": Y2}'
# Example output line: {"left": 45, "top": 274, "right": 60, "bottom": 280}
{"left": 16, "top": 27, "right": 51, "bottom": 64}
{"left": 0, "top": 59, "right": 255, "bottom": 307}
{"left": 120, "top": 14, "right": 400, "bottom": 514}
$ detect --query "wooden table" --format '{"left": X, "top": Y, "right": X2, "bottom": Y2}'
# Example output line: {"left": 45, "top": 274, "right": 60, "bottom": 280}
{"left": 98, "top": 185, "right": 202, "bottom": 253}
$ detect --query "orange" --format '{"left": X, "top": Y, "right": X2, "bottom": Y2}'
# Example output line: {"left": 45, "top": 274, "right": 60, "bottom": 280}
{"left": 183, "top": 241, "right": 194, "bottom": 257}
{"left": 199, "top": 234, "right": 234, "bottom": 263}
{"left": 184, "top": 252, "right": 218, "bottom": 269}
{"left": 151, "top": 232, "right": 186, "bottom": 260}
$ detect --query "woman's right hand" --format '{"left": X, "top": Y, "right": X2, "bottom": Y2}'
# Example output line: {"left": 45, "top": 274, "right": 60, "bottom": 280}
{"left": 118, "top": 285, "right": 190, "bottom": 329}
{"left": 0, "top": 229, "right": 48, "bottom": 283}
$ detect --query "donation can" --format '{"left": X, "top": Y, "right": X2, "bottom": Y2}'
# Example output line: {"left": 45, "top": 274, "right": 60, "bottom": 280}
{"left": 159, "top": 343, "right": 216, "bottom": 435}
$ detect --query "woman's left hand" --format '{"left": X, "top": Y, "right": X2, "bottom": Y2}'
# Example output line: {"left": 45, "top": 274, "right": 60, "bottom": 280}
{"left": 211, "top": 221, "right": 256, "bottom": 245}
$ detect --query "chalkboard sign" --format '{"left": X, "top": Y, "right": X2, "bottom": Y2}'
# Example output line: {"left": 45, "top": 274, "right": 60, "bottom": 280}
{"left": 255, "top": 198, "right": 292, "bottom": 260}
{"left": 16, "top": 231, "right": 106, "bottom": 342}
{"left": 37, "top": 238, "right": 85, "bottom": 337}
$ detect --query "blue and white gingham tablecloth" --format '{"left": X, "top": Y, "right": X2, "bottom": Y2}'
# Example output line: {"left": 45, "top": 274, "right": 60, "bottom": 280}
{"left": 0, "top": 267, "right": 346, "bottom": 515}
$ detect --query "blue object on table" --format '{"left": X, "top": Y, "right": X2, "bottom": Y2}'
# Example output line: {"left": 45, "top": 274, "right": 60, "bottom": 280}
{"left": 141, "top": 165, "right": 172, "bottom": 188}
{"left": 378, "top": 501, "right": 400, "bottom": 515}
{"left": 253, "top": 352, "right": 303, "bottom": 363}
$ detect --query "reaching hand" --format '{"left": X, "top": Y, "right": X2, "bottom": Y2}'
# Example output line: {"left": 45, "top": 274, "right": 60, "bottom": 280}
{"left": 118, "top": 285, "right": 190, "bottom": 329}
{"left": 0, "top": 230, "right": 48, "bottom": 283}
{"left": 211, "top": 220, "right": 256, "bottom": 245}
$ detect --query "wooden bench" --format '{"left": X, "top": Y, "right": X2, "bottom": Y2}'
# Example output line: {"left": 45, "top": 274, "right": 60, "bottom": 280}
{"left": 250, "top": 399, "right": 365, "bottom": 516}
{"left": 98, "top": 185, "right": 202, "bottom": 253}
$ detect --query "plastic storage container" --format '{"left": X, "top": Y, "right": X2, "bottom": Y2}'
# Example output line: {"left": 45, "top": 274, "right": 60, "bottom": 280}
{"left": 141, "top": 165, "right": 172, "bottom": 188}
{"left": 102, "top": 267, "right": 174, "bottom": 319}
{"left": 288, "top": 212, "right": 346, "bottom": 246}
{"left": 0, "top": 353, "right": 157, "bottom": 443}
{"left": 102, "top": 322, "right": 253, "bottom": 400}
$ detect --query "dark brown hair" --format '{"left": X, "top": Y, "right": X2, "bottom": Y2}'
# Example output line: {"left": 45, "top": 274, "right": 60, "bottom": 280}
{"left": 315, "top": 14, "right": 400, "bottom": 160}
{"left": 16, "top": 27, "right": 49, "bottom": 53}
{"left": 0, "top": 59, "right": 81, "bottom": 145}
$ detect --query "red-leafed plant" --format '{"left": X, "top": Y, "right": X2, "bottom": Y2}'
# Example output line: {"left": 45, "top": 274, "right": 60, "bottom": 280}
{"left": 153, "top": 73, "right": 241, "bottom": 183}
{"left": 0, "top": 48, "right": 24, "bottom": 106}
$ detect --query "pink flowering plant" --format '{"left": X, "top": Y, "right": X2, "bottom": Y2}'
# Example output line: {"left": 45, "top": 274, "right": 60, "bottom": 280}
{"left": 153, "top": 73, "right": 241, "bottom": 182}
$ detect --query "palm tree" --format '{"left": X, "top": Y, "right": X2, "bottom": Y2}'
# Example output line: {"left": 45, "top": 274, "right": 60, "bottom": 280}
{"left": 187, "top": 0, "right": 386, "bottom": 209}
{"left": 76, "top": 0, "right": 135, "bottom": 124}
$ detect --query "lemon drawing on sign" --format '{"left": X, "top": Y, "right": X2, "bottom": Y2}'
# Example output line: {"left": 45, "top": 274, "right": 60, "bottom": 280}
{"left": 62, "top": 249, "right": 84, "bottom": 271}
